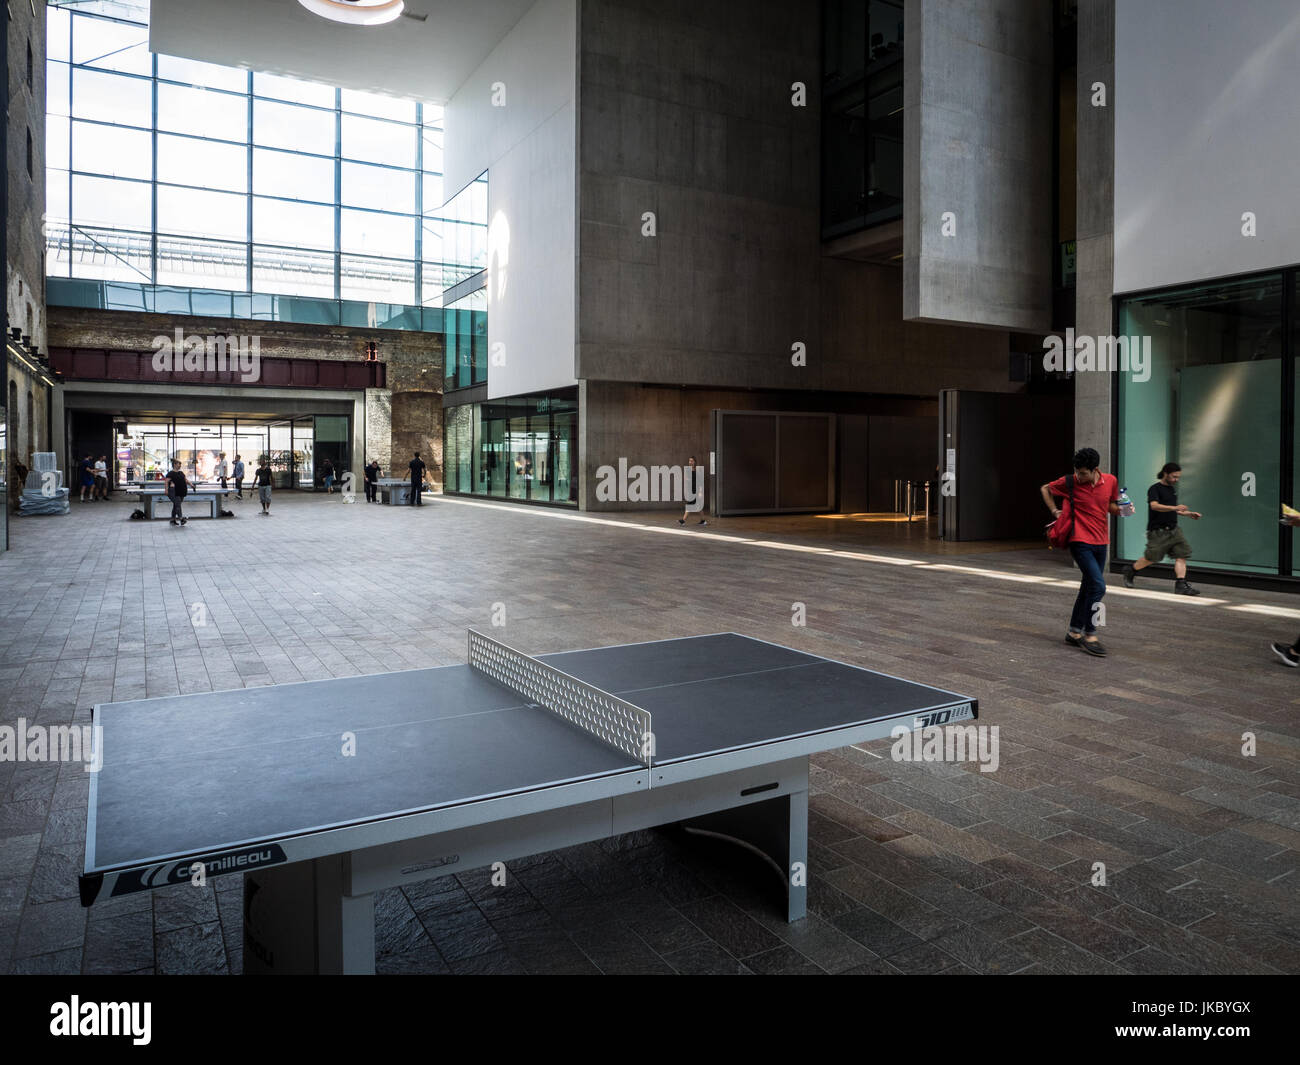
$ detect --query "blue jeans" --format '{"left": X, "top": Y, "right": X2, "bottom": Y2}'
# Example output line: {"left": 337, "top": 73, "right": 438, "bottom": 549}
{"left": 1069, "top": 542, "right": 1107, "bottom": 634}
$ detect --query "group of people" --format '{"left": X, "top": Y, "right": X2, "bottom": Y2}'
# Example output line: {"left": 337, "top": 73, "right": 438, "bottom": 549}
{"left": 1040, "top": 448, "right": 1295, "bottom": 666}
{"left": 77, "top": 454, "right": 112, "bottom": 502}
{"left": 362, "top": 452, "right": 427, "bottom": 505}
{"left": 163, "top": 453, "right": 273, "bottom": 523}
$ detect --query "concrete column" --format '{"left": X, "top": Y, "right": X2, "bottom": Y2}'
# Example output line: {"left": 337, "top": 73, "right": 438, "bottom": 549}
{"left": 1074, "top": 0, "right": 1115, "bottom": 468}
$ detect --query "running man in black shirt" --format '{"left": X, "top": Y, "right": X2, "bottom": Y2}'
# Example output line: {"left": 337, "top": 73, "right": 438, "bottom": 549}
{"left": 1123, "top": 461, "right": 1201, "bottom": 595}
{"left": 164, "top": 460, "right": 189, "bottom": 526}
{"left": 408, "top": 452, "right": 426, "bottom": 506}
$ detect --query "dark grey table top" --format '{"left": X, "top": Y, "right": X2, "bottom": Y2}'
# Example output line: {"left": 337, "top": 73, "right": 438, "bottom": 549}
{"left": 86, "top": 634, "right": 973, "bottom": 874}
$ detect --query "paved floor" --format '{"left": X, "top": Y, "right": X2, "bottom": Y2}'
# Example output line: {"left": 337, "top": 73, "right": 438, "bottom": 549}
{"left": 1, "top": 493, "right": 1297, "bottom": 974}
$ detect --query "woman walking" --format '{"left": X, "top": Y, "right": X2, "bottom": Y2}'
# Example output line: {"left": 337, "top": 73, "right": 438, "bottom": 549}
{"left": 1040, "top": 447, "right": 1121, "bottom": 657}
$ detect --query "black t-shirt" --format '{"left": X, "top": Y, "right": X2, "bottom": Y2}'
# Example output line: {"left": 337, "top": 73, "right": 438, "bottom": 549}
{"left": 253, "top": 466, "right": 272, "bottom": 487}
{"left": 364, "top": 463, "right": 379, "bottom": 482}
{"left": 165, "top": 470, "right": 188, "bottom": 498}
{"left": 1147, "top": 481, "right": 1177, "bottom": 530}
{"left": 409, "top": 458, "right": 425, "bottom": 480}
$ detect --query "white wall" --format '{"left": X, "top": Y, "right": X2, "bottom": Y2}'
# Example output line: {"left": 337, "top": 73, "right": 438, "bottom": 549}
{"left": 1115, "top": 0, "right": 1300, "bottom": 294}
{"left": 444, "top": 0, "right": 577, "bottom": 399}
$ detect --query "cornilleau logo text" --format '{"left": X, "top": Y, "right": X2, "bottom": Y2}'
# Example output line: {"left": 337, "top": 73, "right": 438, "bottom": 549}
{"left": 50, "top": 997, "right": 151, "bottom": 1045}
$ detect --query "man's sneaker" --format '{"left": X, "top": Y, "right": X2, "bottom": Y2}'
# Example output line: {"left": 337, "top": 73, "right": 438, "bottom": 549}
{"left": 1065, "top": 633, "right": 1082, "bottom": 647}
{"left": 697, "top": 519, "right": 708, "bottom": 526}
{"left": 170, "top": 519, "right": 178, "bottom": 526}
{"left": 1122, "top": 564, "right": 1136, "bottom": 588}
{"left": 1270, "top": 642, "right": 1300, "bottom": 667}
{"left": 1080, "top": 637, "right": 1108, "bottom": 657}
{"left": 1174, "top": 580, "right": 1200, "bottom": 596}
{"left": 180, "top": 517, "right": 188, "bottom": 525}
{"left": 677, "top": 518, "right": 685, "bottom": 525}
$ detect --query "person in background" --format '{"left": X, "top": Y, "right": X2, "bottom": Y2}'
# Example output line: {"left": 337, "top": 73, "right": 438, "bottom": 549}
{"left": 10, "top": 457, "right": 28, "bottom": 514}
{"left": 408, "top": 452, "right": 426, "bottom": 506}
{"left": 165, "top": 459, "right": 189, "bottom": 526}
{"left": 92, "top": 455, "right": 108, "bottom": 500}
{"left": 364, "top": 458, "right": 381, "bottom": 503}
{"left": 215, "top": 452, "right": 229, "bottom": 492}
{"left": 252, "top": 457, "right": 273, "bottom": 515}
{"left": 322, "top": 458, "right": 336, "bottom": 494}
{"left": 1123, "top": 461, "right": 1201, "bottom": 595}
{"left": 78, "top": 454, "right": 95, "bottom": 502}
{"left": 676, "top": 455, "right": 708, "bottom": 527}
{"left": 232, "top": 454, "right": 245, "bottom": 499}
{"left": 1040, "top": 446, "right": 1121, "bottom": 657}
{"left": 1271, "top": 512, "right": 1300, "bottom": 665}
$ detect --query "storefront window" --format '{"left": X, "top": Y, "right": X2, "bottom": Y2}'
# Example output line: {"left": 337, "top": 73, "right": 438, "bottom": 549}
{"left": 1117, "top": 273, "right": 1284, "bottom": 574}
{"left": 446, "top": 391, "right": 577, "bottom": 506}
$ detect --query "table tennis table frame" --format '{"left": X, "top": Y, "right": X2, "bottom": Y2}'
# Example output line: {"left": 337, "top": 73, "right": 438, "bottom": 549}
{"left": 79, "top": 632, "right": 977, "bottom": 975}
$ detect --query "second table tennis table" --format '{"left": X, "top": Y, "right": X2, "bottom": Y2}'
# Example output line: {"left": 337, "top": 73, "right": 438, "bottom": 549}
{"left": 80, "top": 630, "right": 978, "bottom": 974}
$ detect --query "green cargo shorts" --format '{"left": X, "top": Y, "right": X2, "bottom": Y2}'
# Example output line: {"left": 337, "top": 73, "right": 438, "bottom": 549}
{"left": 1143, "top": 526, "right": 1192, "bottom": 562}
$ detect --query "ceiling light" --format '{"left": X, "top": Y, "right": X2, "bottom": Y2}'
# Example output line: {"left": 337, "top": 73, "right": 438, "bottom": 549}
{"left": 296, "top": 0, "right": 406, "bottom": 27}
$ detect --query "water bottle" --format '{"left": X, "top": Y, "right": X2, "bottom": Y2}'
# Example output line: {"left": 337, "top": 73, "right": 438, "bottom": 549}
{"left": 1119, "top": 486, "right": 1136, "bottom": 517}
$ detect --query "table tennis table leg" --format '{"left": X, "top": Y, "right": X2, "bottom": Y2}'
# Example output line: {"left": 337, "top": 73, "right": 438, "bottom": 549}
{"left": 243, "top": 856, "right": 375, "bottom": 975}
{"left": 676, "top": 757, "right": 809, "bottom": 922}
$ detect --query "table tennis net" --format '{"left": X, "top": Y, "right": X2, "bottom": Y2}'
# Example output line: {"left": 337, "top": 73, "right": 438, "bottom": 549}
{"left": 468, "top": 629, "right": 653, "bottom": 769}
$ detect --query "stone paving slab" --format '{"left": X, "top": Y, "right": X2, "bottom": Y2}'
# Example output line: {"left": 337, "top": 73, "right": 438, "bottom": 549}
{"left": 0, "top": 494, "right": 1297, "bottom": 974}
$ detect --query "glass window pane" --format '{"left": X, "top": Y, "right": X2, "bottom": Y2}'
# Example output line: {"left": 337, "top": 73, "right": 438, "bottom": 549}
{"left": 254, "top": 98, "right": 336, "bottom": 155}
{"left": 341, "top": 89, "right": 416, "bottom": 123}
{"left": 1118, "top": 275, "right": 1283, "bottom": 574}
{"left": 340, "top": 209, "right": 413, "bottom": 257}
{"left": 72, "top": 121, "right": 152, "bottom": 180}
{"left": 254, "top": 245, "right": 336, "bottom": 298}
{"left": 73, "top": 14, "right": 151, "bottom": 76}
{"left": 422, "top": 123, "right": 443, "bottom": 166}
{"left": 157, "top": 53, "right": 250, "bottom": 93}
{"left": 254, "top": 72, "right": 337, "bottom": 108}
{"left": 54, "top": 222, "right": 152, "bottom": 282}
{"left": 72, "top": 174, "right": 151, "bottom": 229}
{"left": 158, "top": 185, "right": 247, "bottom": 241}
{"left": 47, "top": 170, "right": 71, "bottom": 224}
{"left": 72, "top": 68, "right": 151, "bottom": 128}
{"left": 48, "top": 61, "right": 71, "bottom": 118}
{"left": 159, "top": 84, "right": 248, "bottom": 142}
{"left": 157, "top": 134, "right": 248, "bottom": 192}
{"left": 254, "top": 197, "right": 335, "bottom": 250}
{"left": 342, "top": 162, "right": 415, "bottom": 214}
{"left": 422, "top": 171, "right": 443, "bottom": 212}
{"left": 253, "top": 148, "right": 335, "bottom": 203}
{"left": 341, "top": 255, "right": 415, "bottom": 304}
{"left": 47, "top": 116, "right": 71, "bottom": 171}
{"left": 48, "top": 7, "right": 72, "bottom": 63}
{"left": 341, "top": 114, "right": 415, "bottom": 168}
{"left": 157, "top": 236, "right": 248, "bottom": 291}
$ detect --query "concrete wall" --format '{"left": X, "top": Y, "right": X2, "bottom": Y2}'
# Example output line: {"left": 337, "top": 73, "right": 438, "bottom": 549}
{"left": 1075, "top": 0, "right": 1115, "bottom": 468}
{"left": 1114, "top": 0, "right": 1300, "bottom": 294}
{"left": 575, "top": 0, "right": 821, "bottom": 391}
{"left": 444, "top": 0, "right": 578, "bottom": 400}
{"left": 820, "top": 259, "right": 1016, "bottom": 394}
{"left": 902, "top": 0, "right": 1053, "bottom": 332}
{"left": 579, "top": 378, "right": 934, "bottom": 510}
{"left": 47, "top": 308, "right": 445, "bottom": 486}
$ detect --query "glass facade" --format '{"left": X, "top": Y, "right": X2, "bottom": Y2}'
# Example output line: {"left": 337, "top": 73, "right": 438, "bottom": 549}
{"left": 45, "top": 3, "right": 487, "bottom": 331}
{"left": 821, "top": 0, "right": 904, "bottom": 237}
{"left": 443, "top": 288, "right": 488, "bottom": 391}
{"left": 1116, "top": 270, "right": 1296, "bottom": 576}
{"left": 115, "top": 416, "right": 347, "bottom": 491}
{"left": 444, "top": 392, "right": 578, "bottom": 506}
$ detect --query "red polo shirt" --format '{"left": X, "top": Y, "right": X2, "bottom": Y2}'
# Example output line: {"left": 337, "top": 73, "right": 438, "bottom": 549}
{"left": 1049, "top": 472, "right": 1117, "bottom": 545}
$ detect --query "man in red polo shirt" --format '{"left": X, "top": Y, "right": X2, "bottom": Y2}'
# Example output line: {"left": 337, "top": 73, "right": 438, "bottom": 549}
{"left": 1040, "top": 447, "right": 1121, "bottom": 656}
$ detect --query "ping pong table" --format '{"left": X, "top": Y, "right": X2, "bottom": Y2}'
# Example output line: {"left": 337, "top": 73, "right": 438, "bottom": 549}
{"left": 80, "top": 630, "right": 978, "bottom": 974}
